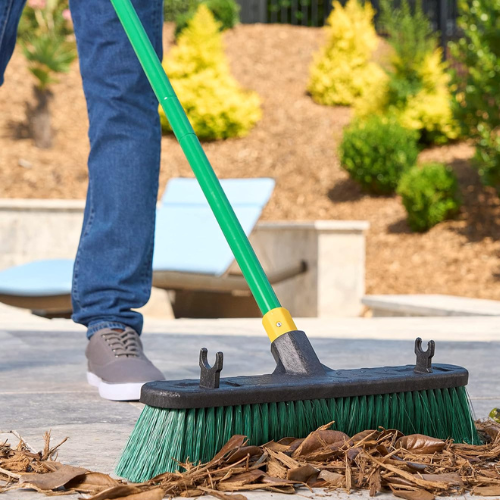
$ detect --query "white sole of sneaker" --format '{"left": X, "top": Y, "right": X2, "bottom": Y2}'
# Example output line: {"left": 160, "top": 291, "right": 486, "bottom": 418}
{"left": 86, "top": 372, "right": 145, "bottom": 401}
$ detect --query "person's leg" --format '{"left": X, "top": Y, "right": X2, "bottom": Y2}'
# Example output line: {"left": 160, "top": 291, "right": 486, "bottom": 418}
{"left": 0, "top": 0, "right": 27, "bottom": 86}
{"left": 69, "top": 0, "right": 163, "bottom": 337}
{"left": 70, "top": 0, "right": 165, "bottom": 400}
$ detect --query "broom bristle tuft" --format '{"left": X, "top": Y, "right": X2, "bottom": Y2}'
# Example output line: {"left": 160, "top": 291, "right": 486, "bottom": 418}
{"left": 115, "top": 387, "right": 479, "bottom": 483}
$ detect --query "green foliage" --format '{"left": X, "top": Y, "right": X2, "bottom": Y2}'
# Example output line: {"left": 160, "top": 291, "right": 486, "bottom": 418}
{"left": 380, "top": 0, "right": 435, "bottom": 91}
{"left": 356, "top": 0, "right": 457, "bottom": 145}
{"left": 22, "top": 33, "right": 76, "bottom": 90}
{"left": 307, "top": 0, "right": 386, "bottom": 106}
{"left": 474, "top": 132, "right": 500, "bottom": 195}
{"left": 267, "top": 0, "right": 328, "bottom": 26}
{"left": 161, "top": 5, "right": 261, "bottom": 141}
{"left": 339, "top": 116, "right": 419, "bottom": 195}
{"left": 174, "top": 0, "right": 240, "bottom": 38}
{"left": 164, "top": 0, "right": 199, "bottom": 22}
{"left": 18, "top": 0, "right": 76, "bottom": 91}
{"left": 18, "top": 0, "right": 73, "bottom": 41}
{"left": 451, "top": 0, "right": 500, "bottom": 193}
{"left": 397, "top": 162, "right": 461, "bottom": 232}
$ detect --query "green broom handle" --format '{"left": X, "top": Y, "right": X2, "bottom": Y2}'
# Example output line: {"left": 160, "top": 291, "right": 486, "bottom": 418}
{"left": 110, "top": 0, "right": 286, "bottom": 322}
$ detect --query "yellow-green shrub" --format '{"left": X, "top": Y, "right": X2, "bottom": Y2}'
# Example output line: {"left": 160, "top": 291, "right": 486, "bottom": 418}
{"left": 307, "top": 0, "right": 385, "bottom": 106}
{"left": 355, "top": 1, "right": 458, "bottom": 145}
{"left": 160, "top": 5, "right": 261, "bottom": 140}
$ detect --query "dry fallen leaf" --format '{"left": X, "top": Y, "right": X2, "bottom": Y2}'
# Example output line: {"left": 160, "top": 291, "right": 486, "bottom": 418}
{"left": 389, "top": 485, "right": 435, "bottom": 500}
{"left": 396, "top": 435, "right": 446, "bottom": 455}
{"left": 4, "top": 421, "right": 500, "bottom": 500}
{"left": 19, "top": 464, "right": 87, "bottom": 490}
{"left": 84, "top": 485, "right": 142, "bottom": 500}
{"left": 225, "top": 447, "right": 262, "bottom": 464}
{"left": 111, "top": 489, "right": 165, "bottom": 500}
{"left": 318, "top": 470, "right": 344, "bottom": 486}
{"left": 286, "top": 464, "right": 319, "bottom": 483}
{"left": 292, "top": 427, "right": 349, "bottom": 458}
{"left": 198, "top": 487, "right": 247, "bottom": 500}
{"left": 474, "top": 485, "right": 500, "bottom": 496}
{"left": 66, "top": 472, "right": 119, "bottom": 493}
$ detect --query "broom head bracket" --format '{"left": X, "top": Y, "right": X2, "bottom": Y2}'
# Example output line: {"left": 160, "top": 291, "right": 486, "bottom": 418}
{"left": 414, "top": 337, "right": 435, "bottom": 374}
{"left": 199, "top": 348, "right": 224, "bottom": 389}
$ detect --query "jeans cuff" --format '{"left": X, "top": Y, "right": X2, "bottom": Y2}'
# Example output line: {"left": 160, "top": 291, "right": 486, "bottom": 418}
{"left": 87, "top": 321, "right": 129, "bottom": 339}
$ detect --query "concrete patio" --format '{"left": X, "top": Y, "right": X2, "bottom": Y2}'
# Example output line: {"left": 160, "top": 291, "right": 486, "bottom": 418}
{"left": 1, "top": 303, "right": 500, "bottom": 499}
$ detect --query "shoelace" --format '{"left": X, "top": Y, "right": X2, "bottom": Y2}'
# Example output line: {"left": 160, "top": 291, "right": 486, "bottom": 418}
{"left": 102, "top": 329, "right": 141, "bottom": 358}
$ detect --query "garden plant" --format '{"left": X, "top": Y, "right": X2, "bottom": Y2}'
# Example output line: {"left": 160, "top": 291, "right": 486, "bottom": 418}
{"left": 355, "top": 0, "right": 457, "bottom": 145}
{"left": 18, "top": 0, "right": 76, "bottom": 149}
{"left": 161, "top": 5, "right": 261, "bottom": 141}
{"left": 307, "top": 0, "right": 385, "bottom": 106}
{"left": 398, "top": 163, "right": 461, "bottom": 232}
{"left": 452, "top": 0, "right": 500, "bottom": 194}
{"left": 339, "top": 116, "right": 419, "bottom": 195}
{"left": 173, "top": 0, "right": 240, "bottom": 38}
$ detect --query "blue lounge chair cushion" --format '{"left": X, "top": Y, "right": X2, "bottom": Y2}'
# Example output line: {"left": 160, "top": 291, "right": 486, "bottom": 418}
{"left": 152, "top": 178, "right": 275, "bottom": 276}
{"left": 0, "top": 177, "right": 275, "bottom": 299}
{"left": 0, "top": 259, "right": 74, "bottom": 297}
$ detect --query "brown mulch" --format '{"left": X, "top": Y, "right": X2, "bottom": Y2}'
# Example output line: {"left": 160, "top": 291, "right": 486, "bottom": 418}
{"left": 3, "top": 422, "right": 500, "bottom": 499}
{"left": 1, "top": 23, "right": 500, "bottom": 300}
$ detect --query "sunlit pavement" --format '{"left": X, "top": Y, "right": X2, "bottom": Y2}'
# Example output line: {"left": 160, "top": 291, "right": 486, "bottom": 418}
{"left": 1, "top": 304, "right": 499, "bottom": 499}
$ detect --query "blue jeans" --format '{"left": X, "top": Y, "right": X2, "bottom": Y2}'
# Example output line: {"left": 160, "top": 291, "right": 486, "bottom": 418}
{"left": 0, "top": 0, "right": 164, "bottom": 336}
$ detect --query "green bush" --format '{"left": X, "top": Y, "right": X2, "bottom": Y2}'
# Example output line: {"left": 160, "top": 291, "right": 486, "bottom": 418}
{"left": 451, "top": 0, "right": 500, "bottom": 193}
{"left": 164, "top": 0, "right": 199, "bottom": 22}
{"left": 174, "top": 0, "right": 240, "bottom": 38}
{"left": 356, "top": 0, "right": 458, "bottom": 145}
{"left": 397, "top": 163, "right": 461, "bottom": 232}
{"left": 339, "top": 116, "right": 419, "bottom": 195}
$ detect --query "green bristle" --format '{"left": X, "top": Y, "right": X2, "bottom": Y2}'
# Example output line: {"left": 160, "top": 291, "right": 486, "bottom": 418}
{"left": 243, "top": 404, "right": 253, "bottom": 442}
{"left": 302, "top": 400, "right": 314, "bottom": 429}
{"left": 192, "top": 408, "right": 204, "bottom": 465}
{"left": 295, "top": 400, "right": 306, "bottom": 437}
{"left": 327, "top": 398, "right": 337, "bottom": 428}
{"left": 116, "top": 387, "right": 479, "bottom": 483}
{"left": 251, "top": 404, "right": 262, "bottom": 444}
{"left": 285, "top": 401, "right": 296, "bottom": 437}
{"left": 404, "top": 391, "right": 415, "bottom": 434}
{"left": 215, "top": 406, "right": 226, "bottom": 452}
{"left": 234, "top": 405, "right": 243, "bottom": 434}
{"left": 260, "top": 403, "right": 269, "bottom": 443}
{"left": 397, "top": 392, "right": 407, "bottom": 433}
{"left": 183, "top": 408, "right": 196, "bottom": 465}
{"left": 203, "top": 407, "right": 216, "bottom": 461}
{"left": 334, "top": 396, "right": 344, "bottom": 429}
{"left": 277, "top": 402, "right": 288, "bottom": 436}
{"left": 413, "top": 391, "right": 425, "bottom": 433}
{"left": 342, "top": 396, "right": 352, "bottom": 430}
{"left": 269, "top": 402, "right": 279, "bottom": 440}
{"left": 366, "top": 395, "right": 375, "bottom": 430}
{"left": 222, "top": 405, "right": 234, "bottom": 443}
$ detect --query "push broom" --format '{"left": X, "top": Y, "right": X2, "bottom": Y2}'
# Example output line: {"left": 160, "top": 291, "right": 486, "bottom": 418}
{"left": 111, "top": 0, "right": 479, "bottom": 483}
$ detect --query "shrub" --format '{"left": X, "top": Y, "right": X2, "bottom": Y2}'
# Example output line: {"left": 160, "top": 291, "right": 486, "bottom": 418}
{"left": 161, "top": 5, "right": 261, "bottom": 140}
{"left": 451, "top": 0, "right": 500, "bottom": 193}
{"left": 174, "top": 0, "right": 240, "bottom": 38}
{"left": 164, "top": 0, "right": 198, "bottom": 22}
{"left": 397, "top": 163, "right": 461, "bottom": 232}
{"left": 307, "top": 0, "right": 386, "bottom": 106}
{"left": 356, "top": 0, "right": 458, "bottom": 144}
{"left": 18, "top": 0, "right": 76, "bottom": 149}
{"left": 339, "top": 116, "right": 419, "bottom": 195}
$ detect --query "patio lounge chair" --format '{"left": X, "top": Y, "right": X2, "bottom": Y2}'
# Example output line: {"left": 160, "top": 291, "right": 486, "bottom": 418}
{"left": 0, "top": 178, "right": 307, "bottom": 318}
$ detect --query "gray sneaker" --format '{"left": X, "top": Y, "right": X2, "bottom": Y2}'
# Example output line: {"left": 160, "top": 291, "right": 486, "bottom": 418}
{"left": 86, "top": 326, "right": 165, "bottom": 401}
